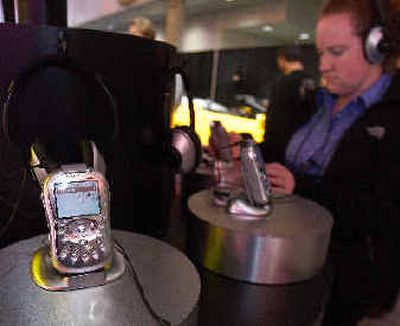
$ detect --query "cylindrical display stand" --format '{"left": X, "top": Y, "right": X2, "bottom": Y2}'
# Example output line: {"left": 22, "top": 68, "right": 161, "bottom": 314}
{"left": 188, "top": 190, "right": 333, "bottom": 285}
{"left": 0, "top": 230, "right": 200, "bottom": 326}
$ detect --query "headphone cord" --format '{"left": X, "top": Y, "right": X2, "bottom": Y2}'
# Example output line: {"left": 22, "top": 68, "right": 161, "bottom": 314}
{"left": 112, "top": 237, "right": 171, "bottom": 326}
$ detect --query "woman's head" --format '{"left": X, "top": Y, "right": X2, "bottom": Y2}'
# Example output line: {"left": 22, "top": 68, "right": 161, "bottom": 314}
{"left": 319, "top": 0, "right": 399, "bottom": 72}
{"left": 128, "top": 16, "right": 156, "bottom": 40}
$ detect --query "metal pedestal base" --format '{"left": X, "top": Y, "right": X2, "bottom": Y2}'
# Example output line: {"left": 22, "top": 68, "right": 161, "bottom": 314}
{"left": 31, "top": 247, "right": 125, "bottom": 291}
{"left": 0, "top": 230, "right": 200, "bottom": 326}
{"left": 188, "top": 190, "right": 334, "bottom": 285}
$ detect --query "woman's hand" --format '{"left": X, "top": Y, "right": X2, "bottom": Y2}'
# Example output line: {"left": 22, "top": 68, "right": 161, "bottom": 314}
{"left": 265, "top": 162, "right": 295, "bottom": 194}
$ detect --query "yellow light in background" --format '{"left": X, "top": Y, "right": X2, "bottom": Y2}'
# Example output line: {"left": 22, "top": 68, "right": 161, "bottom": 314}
{"left": 171, "top": 99, "right": 266, "bottom": 146}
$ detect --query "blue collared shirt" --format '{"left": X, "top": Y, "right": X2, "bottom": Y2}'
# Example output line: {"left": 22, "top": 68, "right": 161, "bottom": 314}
{"left": 285, "top": 74, "right": 392, "bottom": 176}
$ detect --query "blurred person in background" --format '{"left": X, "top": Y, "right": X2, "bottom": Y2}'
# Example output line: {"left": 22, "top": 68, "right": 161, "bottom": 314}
{"left": 128, "top": 16, "right": 156, "bottom": 40}
{"left": 261, "top": 46, "right": 317, "bottom": 162}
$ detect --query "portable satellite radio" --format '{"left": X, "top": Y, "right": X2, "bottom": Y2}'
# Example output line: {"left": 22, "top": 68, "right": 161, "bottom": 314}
{"left": 42, "top": 167, "right": 113, "bottom": 274}
{"left": 240, "top": 138, "right": 271, "bottom": 207}
{"left": 227, "top": 138, "right": 272, "bottom": 218}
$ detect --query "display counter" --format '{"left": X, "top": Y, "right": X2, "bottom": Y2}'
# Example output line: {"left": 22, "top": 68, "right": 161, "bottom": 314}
{"left": 187, "top": 189, "right": 333, "bottom": 285}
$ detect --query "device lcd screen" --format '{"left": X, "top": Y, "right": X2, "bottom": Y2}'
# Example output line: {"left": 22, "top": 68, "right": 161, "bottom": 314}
{"left": 54, "top": 181, "right": 101, "bottom": 218}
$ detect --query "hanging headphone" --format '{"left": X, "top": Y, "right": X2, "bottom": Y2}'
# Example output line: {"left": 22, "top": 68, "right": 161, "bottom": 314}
{"left": 169, "top": 67, "right": 202, "bottom": 174}
{"left": 1, "top": 55, "right": 119, "bottom": 183}
{"left": 364, "top": 0, "right": 391, "bottom": 63}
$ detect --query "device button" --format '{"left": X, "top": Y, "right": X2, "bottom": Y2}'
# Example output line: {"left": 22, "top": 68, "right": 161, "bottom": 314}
{"left": 79, "top": 239, "right": 88, "bottom": 245}
{"left": 77, "top": 225, "right": 87, "bottom": 237}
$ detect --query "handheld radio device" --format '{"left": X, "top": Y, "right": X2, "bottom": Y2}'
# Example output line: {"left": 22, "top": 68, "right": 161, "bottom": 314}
{"left": 227, "top": 138, "right": 272, "bottom": 218}
{"left": 0, "top": 47, "right": 123, "bottom": 288}
{"left": 42, "top": 166, "right": 113, "bottom": 274}
{"left": 240, "top": 138, "right": 271, "bottom": 207}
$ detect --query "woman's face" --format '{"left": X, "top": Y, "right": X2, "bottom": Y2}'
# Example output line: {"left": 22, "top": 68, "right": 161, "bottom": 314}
{"left": 316, "top": 12, "right": 382, "bottom": 98}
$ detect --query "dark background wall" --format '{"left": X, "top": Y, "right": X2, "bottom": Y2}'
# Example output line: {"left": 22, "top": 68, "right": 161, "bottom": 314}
{"left": 182, "top": 45, "right": 319, "bottom": 106}
{"left": 180, "top": 51, "right": 214, "bottom": 99}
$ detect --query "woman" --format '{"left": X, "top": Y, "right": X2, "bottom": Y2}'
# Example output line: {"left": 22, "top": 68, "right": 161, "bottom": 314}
{"left": 263, "top": 0, "right": 400, "bottom": 324}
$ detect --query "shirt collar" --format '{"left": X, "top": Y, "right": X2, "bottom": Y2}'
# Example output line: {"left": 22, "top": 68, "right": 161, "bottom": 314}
{"left": 360, "top": 74, "right": 391, "bottom": 108}
{"left": 316, "top": 74, "right": 392, "bottom": 110}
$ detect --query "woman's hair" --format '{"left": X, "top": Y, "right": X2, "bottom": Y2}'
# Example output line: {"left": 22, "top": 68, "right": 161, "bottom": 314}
{"left": 320, "top": 0, "right": 374, "bottom": 38}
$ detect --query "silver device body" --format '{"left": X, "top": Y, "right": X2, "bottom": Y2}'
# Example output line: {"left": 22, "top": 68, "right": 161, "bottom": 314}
{"left": 42, "top": 168, "right": 113, "bottom": 274}
{"left": 240, "top": 139, "right": 271, "bottom": 207}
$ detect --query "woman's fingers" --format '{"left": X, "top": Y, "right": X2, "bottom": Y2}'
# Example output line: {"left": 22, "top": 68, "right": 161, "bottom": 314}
{"left": 265, "top": 162, "right": 295, "bottom": 194}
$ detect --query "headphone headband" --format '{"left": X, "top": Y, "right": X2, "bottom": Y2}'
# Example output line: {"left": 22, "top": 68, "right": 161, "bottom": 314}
{"left": 2, "top": 55, "right": 119, "bottom": 147}
{"left": 31, "top": 139, "right": 106, "bottom": 187}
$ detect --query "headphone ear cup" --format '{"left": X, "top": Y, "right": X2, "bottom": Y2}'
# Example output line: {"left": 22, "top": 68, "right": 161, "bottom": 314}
{"left": 364, "top": 25, "right": 386, "bottom": 63}
{"left": 171, "top": 126, "right": 202, "bottom": 174}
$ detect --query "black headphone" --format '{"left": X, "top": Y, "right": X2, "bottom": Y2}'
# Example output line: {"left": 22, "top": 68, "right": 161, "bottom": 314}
{"left": 1, "top": 55, "right": 119, "bottom": 182}
{"left": 2, "top": 55, "right": 200, "bottom": 179}
{"left": 364, "top": 0, "right": 390, "bottom": 63}
{"left": 169, "top": 67, "right": 202, "bottom": 174}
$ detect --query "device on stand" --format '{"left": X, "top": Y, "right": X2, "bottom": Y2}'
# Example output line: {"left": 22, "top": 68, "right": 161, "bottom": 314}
{"left": 208, "top": 121, "right": 237, "bottom": 207}
{"left": 30, "top": 141, "right": 125, "bottom": 291}
{"left": 42, "top": 167, "right": 113, "bottom": 274}
{"left": 0, "top": 51, "right": 125, "bottom": 290}
{"left": 227, "top": 138, "right": 272, "bottom": 218}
